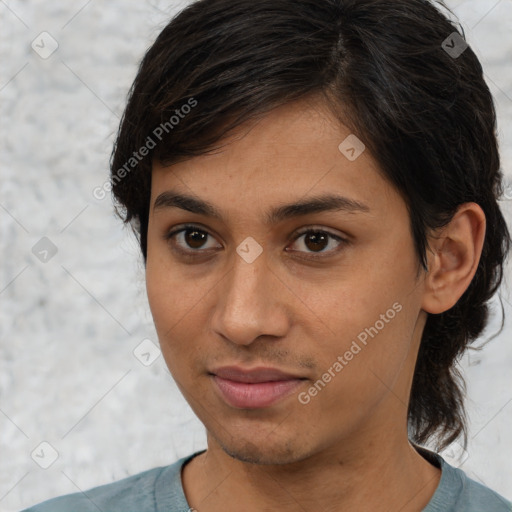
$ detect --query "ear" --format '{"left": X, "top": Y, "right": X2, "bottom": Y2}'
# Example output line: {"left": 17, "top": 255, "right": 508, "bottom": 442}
{"left": 421, "top": 202, "right": 486, "bottom": 314}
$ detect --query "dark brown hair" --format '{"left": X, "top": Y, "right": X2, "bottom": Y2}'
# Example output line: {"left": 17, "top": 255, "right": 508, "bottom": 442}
{"left": 110, "top": 0, "right": 510, "bottom": 450}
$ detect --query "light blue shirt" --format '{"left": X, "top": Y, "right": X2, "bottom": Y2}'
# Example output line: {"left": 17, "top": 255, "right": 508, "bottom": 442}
{"left": 22, "top": 449, "right": 511, "bottom": 511}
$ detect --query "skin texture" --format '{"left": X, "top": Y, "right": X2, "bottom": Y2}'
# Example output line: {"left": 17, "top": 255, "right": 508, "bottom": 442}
{"left": 145, "top": 96, "right": 486, "bottom": 511}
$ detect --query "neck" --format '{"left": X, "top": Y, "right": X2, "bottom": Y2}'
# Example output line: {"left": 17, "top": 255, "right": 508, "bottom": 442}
{"left": 182, "top": 425, "right": 441, "bottom": 512}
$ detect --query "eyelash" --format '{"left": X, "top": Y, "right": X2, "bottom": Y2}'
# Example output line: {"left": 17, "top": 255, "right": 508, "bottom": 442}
{"left": 164, "top": 223, "right": 348, "bottom": 261}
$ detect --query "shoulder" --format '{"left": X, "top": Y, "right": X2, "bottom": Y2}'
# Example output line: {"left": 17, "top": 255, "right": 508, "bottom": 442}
{"left": 424, "top": 451, "right": 512, "bottom": 512}
{"left": 451, "top": 469, "right": 512, "bottom": 512}
{"left": 21, "top": 457, "right": 187, "bottom": 512}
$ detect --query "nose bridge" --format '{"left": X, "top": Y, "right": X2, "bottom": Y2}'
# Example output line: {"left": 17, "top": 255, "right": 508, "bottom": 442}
{"left": 212, "top": 246, "right": 288, "bottom": 345}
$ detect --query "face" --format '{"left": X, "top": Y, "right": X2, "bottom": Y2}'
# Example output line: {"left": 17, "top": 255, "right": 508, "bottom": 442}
{"left": 146, "top": 96, "right": 428, "bottom": 465}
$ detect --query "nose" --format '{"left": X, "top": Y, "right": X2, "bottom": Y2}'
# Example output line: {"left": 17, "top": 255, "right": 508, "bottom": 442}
{"left": 210, "top": 246, "right": 290, "bottom": 346}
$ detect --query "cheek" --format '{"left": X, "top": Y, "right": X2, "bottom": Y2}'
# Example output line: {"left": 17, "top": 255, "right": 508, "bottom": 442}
{"left": 146, "top": 258, "right": 195, "bottom": 359}
{"left": 303, "top": 260, "right": 418, "bottom": 406}
{"left": 146, "top": 234, "right": 197, "bottom": 329}
{"left": 302, "top": 306, "right": 414, "bottom": 429}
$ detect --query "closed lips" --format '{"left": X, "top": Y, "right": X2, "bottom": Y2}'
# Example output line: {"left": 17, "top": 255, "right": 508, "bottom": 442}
{"left": 211, "top": 366, "right": 306, "bottom": 383}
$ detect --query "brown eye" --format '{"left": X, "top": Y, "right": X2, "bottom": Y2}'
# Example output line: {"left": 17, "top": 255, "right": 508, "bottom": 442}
{"left": 303, "top": 232, "right": 329, "bottom": 252}
{"left": 165, "top": 224, "right": 222, "bottom": 256}
{"left": 288, "top": 228, "right": 347, "bottom": 259}
{"left": 183, "top": 228, "right": 208, "bottom": 249}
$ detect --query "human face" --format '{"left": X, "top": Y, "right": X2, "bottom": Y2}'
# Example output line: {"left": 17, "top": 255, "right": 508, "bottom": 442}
{"left": 146, "top": 97, "right": 427, "bottom": 465}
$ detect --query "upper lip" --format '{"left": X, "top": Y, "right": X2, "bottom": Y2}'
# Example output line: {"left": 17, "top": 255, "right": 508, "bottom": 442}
{"left": 211, "top": 366, "right": 305, "bottom": 383}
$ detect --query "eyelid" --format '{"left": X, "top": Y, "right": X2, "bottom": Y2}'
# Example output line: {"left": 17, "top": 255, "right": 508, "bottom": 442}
{"left": 165, "top": 223, "right": 217, "bottom": 240}
{"left": 292, "top": 225, "right": 346, "bottom": 240}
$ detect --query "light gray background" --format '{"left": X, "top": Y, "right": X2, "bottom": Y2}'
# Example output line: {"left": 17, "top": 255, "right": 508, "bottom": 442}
{"left": 1, "top": 1, "right": 511, "bottom": 510}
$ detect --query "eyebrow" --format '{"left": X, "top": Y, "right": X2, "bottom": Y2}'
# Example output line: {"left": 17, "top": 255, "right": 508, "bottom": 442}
{"left": 153, "top": 190, "right": 370, "bottom": 224}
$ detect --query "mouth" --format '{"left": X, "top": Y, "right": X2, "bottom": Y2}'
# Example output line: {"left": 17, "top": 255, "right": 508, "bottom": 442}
{"left": 209, "top": 366, "right": 307, "bottom": 409}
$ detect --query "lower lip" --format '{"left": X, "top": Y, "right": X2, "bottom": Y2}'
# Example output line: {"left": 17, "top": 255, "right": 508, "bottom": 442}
{"left": 212, "top": 376, "right": 304, "bottom": 409}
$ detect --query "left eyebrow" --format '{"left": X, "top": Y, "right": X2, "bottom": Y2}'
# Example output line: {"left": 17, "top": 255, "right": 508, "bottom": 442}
{"left": 152, "top": 190, "right": 370, "bottom": 225}
{"left": 266, "top": 193, "right": 370, "bottom": 224}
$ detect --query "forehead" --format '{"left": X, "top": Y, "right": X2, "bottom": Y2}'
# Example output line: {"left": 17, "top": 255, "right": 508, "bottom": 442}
{"left": 150, "top": 98, "right": 399, "bottom": 219}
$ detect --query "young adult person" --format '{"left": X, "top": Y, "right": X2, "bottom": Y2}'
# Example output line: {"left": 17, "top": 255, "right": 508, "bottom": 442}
{"left": 24, "top": 0, "right": 512, "bottom": 510}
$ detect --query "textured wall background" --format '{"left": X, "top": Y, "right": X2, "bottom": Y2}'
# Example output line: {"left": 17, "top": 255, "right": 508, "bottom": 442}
{"left": 1, "top": 1, "right": 511, "bottom": 510}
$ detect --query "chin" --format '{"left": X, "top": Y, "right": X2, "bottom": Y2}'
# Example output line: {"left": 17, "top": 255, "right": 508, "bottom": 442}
{"left": 215, "top": 432, "right": 311, "bottom": 466}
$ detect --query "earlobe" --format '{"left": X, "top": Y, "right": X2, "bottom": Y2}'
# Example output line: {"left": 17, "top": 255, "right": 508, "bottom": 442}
{"left": 421, "top": 203, "right": 486, "bottom": 315}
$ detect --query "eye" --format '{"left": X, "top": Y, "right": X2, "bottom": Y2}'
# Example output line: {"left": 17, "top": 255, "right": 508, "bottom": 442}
{"left": 164, "top": 224, "right": 221, "bottom": 257}
{"left": 164, "top": 224, "right": 348, "bottom": 261}
{"left": 287, "top": 228, "right": 348, "bottom": 259}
